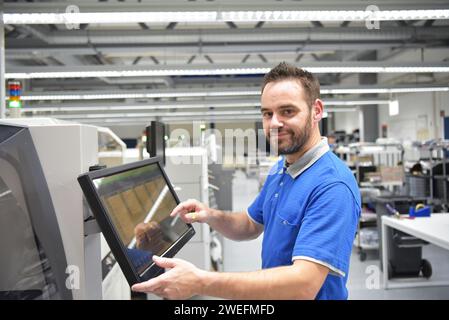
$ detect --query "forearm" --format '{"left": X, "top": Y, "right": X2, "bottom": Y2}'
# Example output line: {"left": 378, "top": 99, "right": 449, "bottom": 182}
{"left": 197, "top": 265, "right": 317, "bottom": 300}
{"left": 206, "top": 209, "right": 262, "bottom": 241}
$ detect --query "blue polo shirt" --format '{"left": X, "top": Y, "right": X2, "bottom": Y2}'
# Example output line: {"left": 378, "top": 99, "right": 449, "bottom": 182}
{"left": 248, "top": 138, "right": 361, "bottom": 300}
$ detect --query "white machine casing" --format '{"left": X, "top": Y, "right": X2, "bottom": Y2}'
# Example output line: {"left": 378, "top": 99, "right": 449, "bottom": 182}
{"left": 0, "top": 118, "right": 129, "bottom": 299}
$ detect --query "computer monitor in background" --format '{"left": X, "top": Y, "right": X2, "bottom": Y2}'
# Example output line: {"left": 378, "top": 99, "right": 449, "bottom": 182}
{"left": 146, "top": 121, "right": 166, "bottom": 166}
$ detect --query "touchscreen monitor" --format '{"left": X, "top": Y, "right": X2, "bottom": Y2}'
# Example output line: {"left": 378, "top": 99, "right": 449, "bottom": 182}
{"left": 78, "top": 158, "right": 195, "bottom": 285}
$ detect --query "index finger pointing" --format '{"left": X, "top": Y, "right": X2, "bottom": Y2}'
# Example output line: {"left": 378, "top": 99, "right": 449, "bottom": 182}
{"left": 170, "top": 199, "right": 198, "bottom": 217}
{"left": 131, "top": 278, "right": 161, "bottom": 293}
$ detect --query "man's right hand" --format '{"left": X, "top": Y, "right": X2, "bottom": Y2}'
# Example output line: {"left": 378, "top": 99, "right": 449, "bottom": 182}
{"left": 171, "top": 200, "right": 262, "bottom": 242}
{"left": 170, "top": 199, "right": 211, "bottom": 224}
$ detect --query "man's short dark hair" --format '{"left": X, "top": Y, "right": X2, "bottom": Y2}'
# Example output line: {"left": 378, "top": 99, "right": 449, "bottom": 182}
{"left": 261, "top": 62, "right": 320, "bottom": 109}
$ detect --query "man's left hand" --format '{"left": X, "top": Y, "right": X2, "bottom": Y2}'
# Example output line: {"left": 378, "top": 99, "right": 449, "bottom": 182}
{"left": 131, "top": 255, "right": 205, "bottom": 300}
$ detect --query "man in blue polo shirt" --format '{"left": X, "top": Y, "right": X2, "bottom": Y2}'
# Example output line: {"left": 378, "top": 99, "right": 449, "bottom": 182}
{"left": 132, "top": 62, "right": 361, "bottom": 300}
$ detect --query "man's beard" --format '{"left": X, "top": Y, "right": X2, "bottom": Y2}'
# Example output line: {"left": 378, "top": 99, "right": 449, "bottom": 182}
{"left": 267, "top": 118, "right": 312, "bottom": 155}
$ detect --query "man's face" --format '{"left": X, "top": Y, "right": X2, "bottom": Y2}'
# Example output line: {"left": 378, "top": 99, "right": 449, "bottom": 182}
{"left": 261, "top": 80, "right": 314, "bottom": 155}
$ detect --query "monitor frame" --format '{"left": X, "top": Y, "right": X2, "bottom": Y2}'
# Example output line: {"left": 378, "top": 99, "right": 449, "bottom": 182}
{"left": 77, "top": 157, "right": 195, "bottom": 286}
{"left": 146, "top": 121, "right": 166, "bottom": 166}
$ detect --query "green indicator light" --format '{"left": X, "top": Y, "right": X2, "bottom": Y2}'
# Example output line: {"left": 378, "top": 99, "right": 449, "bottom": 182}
{"left": 8, "top": 100, "right": 22, "bottom": 108}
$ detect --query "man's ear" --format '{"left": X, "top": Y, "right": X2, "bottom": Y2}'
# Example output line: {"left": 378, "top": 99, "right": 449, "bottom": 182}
{"left": 312, "top": 99, "right": 324, "bottom": 122}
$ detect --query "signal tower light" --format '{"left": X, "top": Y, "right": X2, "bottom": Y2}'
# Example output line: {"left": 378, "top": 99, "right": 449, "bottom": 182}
{"left": 8, "top": 81, "right": 22, "bottom": 109}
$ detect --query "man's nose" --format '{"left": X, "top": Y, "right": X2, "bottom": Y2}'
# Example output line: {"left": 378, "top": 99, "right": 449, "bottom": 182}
{"left": 270, "top": 113, "right": 283, "bottom": 129}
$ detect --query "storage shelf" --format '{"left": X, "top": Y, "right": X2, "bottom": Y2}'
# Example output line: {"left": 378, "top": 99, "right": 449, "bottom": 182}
{"left": 360, "top": 181, "right": 403, "bottom": 187}
{"left": 405, "top": 173, "right": 430, "bottom": 178}
{"left": 354, "top": 235, "right": 379, "bottom": 250}
{"left": 432, "top": 175, "right": 449, "bottom": 181}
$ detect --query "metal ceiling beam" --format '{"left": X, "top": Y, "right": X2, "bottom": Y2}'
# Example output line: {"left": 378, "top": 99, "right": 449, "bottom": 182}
{"left": 226, "top": 21, "right": 238, "bottom": 29}
{"left": 50, "top": 54, "right": 85, "bottom": 66}
{"left": 150, "top": 56, "right": 160, "bottom": 65}
{"left": 9, "top": 42, "right": 439, "bottom": 59}
{"left": 132, "top": 56, "right": 142, "bottom": 65}
{"left": 26, "top": 74, "right": 261, "bottom": 89}
{"left": 165, "top": 22, "right": 177, "bottom": 30}
{"left": 5, "top": 26, "right": 448, "bottom": 45}
{"left": 311, "top": 21, "right": 324, "bottom": 27}
{"left": 138, "top": 23, "right": 150, "bottom": 30}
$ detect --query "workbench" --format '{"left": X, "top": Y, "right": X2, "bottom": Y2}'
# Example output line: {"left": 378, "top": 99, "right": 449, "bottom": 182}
{"left": 382, "top": 213, "right": 449, "bottom": 289}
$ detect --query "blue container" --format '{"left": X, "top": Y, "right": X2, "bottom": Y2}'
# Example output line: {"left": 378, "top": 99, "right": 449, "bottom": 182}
{"left": 408, "top": 206, "right": 431, "bottom": 217}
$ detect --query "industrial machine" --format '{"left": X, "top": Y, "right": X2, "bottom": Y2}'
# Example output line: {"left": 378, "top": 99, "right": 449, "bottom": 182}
{"left": 0, "top": 118, "right": 129, "bottom": 299}
{"left": 98, "top": 126, "right": 127, "bottom": 168}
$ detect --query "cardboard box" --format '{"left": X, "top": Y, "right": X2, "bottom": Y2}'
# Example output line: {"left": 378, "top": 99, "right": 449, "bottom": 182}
{"left": 380, "top": 166, "right": 404, "bottom": 182}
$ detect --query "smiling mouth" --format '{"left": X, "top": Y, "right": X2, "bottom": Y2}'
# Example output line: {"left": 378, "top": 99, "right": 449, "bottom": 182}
{"left": 271, "top": 132, "right": 290, "bottom": 138}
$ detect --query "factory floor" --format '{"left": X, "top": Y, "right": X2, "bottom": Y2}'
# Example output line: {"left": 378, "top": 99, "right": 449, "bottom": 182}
{"left": 220, "top": 169, "right": 449, "bottom": 300}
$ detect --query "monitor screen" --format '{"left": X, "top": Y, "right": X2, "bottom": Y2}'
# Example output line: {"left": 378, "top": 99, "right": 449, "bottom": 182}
{"left": 78, "top": 158, "right": 195, "bottom": 284}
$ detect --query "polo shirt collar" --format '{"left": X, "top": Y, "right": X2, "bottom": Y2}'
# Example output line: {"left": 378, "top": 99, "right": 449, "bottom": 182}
{"left": 285, "top": 137, "right": 329, "bottom": 179}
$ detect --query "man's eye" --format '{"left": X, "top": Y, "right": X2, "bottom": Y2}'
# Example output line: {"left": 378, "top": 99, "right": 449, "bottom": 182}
{"left": 282, "top": 109, "right": 293, "bottom": 116}
{"left": 262, "top": 112, "right": 273, "bottom": 118}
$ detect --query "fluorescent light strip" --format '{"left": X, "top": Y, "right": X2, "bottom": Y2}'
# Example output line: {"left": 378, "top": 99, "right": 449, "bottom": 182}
{"left": 5, "top": 68, "right": 270, "bottom": 79}
{"left": 37, "top": 110, "right": 262, "bottom": 119}
{"left": 11, "top": 86, "right": 449, "bottom": 101}
{"left": 321, "top": 86, "right": 449, "bottom": 94}
{"left": 21, "top": 99, "right": 389, "bottom": 113}
{"left": 308, "top": 67, "right": 449, "bottom": 73}
{"left": 70, "top": 115, "right": 265, "bottom": 125}
{"left": 20, "top": 108, "right": 356, "bottom": 125}
{"left": 32, "top": 108, "right": 354, "bottom": 121}
{"left": 7, "top": 67, "right": 449, "bottom": 79}
{"left": 65, "top": 109, "right": 356, "bottom": 125}
{"left": 325, "top": 100, "right": 390, "bottom": 105}
{"left": 23, "top": 104, "right": 259, "bottom": 113}
{"left": 25, "top": 106, "right": 356, "bottom": 114}
{"left": 4, "top": 10, "right": 449, "bottom": 24}
{"left": 14, "top": 90, "right": 260, "bottom": 101}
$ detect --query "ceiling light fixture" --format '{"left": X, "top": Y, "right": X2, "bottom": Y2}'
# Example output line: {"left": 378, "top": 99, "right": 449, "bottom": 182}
{"left": 21, "top": 99, "right": 389, "bottom": 113}
{"left": 4, "top": 10, "right": 449, "bottom": 25}
{"left": 10, "top": 86, "right": 449, "bottom": 101}
{"left": 7, "top": 65, "right": 449, "bottom": 80}
{"left": 13, "top": 90, "right": 259, "bottom": 101}
{"left": 27, "top": 107, "right": 355, "bottom": 120}
{"left": 321, "top": 86, "right": 449, "bottom": 94}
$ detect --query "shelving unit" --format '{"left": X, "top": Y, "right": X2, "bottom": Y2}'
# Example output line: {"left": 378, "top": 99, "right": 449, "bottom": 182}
{"left": 355, "top": 211, "right": 378, "bottom": 261}
{"left": 409, "top": 140, "right": 449, "bottom": 211}
{"left": 342, "top": 142, "right": 405, "bottom": 261}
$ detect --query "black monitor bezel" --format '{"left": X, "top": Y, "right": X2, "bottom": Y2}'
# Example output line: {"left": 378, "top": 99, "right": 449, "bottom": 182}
{"left": 146, "top": 121, "right": 166, "bottom": 166}
{"left": 77, "top": 157, "right": 195, "bottom": 286}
